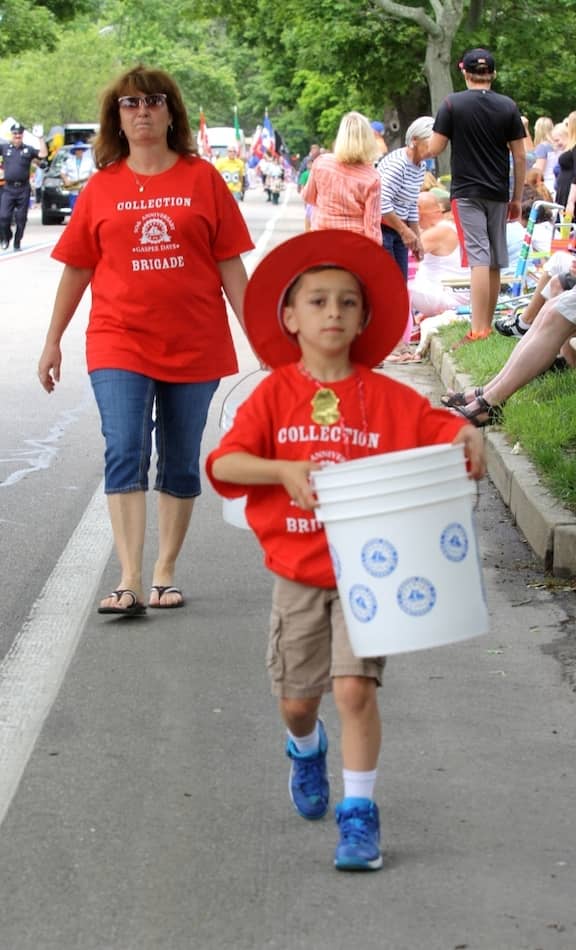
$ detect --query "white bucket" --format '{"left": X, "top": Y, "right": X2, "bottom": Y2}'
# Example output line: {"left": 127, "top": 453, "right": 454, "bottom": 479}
{"left": 313, "top": 448, "right": 488, "bottom": 656}
{"left": 219, "top": 371, "right": 268, "bottom": 530}
{"left": 314, "top": 462, "right": 466, "bottom": 504}
{"left": 313, "top": 444, "right": 465, "bottom": 488}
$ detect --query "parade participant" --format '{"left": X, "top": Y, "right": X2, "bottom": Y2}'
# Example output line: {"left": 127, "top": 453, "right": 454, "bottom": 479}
{"left": 428, "top": 48, "right": 526, "bottom": 345}
{"left": 61, "top": 141, "right": 96, "bottom": 210}
{"left": 0, "top": 122, "right": 47, "bottom": 250}
{"left": 206, "top": 230, "right": 485, "bottom": 871}
{"left": 214, "top": 145, "right": 246, "bottom": 202}
{"left": 38, "top": 65, "right": 254, "bottom": 615}
{"left": 257, "top": 150, "right": 275, "bottom": 201}
{"left": 264, "top": 154, "right": 285, "bottom": 205}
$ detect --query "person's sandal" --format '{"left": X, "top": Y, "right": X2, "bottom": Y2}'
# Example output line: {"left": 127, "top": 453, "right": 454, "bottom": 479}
{"left": 453, "top": 394, "right": 503, "bottom": 428}
{"left": 440, "top": 386, "right": 484, "bottom": 409}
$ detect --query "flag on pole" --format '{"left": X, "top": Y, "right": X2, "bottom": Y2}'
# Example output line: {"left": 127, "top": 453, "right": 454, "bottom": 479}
{"left": 234, "top": 105, "right": 241, "bottom": 143}
{"left": 250, "top": 124, "right": 263, "bottom": 162}
{"left": 199, "top": 107, "right": 211, "bottom": 158}
{"left": 261, "top": 109, "right": 275, "bottom": 155}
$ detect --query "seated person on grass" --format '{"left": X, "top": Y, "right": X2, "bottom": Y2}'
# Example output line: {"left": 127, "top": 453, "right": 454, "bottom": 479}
{"left": 495, "top": 239, "right": 576, "bottom": 338}
{"left": 409, "top": 189, "right": 470, "bottom": 319}
{"left": 442, "top": 284, "right": 576, "bottom": 427}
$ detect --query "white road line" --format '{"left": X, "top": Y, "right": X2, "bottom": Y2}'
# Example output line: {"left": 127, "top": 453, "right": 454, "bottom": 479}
{"left": 0, "top": 390, "right": 94, "bottom": 488}
{"left": 0, "top": 197, "right": 290, "bottom": 831}
{"left": 0, "top": 241, "right": 55, "bottom": 261}
{"left": 0, "top": 481, "right": 112, "bottom": 829}
{"left": 244, "top": 193, "right": 290, "bottom": 275}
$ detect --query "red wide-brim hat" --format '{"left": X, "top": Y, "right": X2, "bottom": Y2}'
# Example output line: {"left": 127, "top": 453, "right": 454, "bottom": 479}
{"left": 243, "top": 229, "right": 408, "bottom": 369}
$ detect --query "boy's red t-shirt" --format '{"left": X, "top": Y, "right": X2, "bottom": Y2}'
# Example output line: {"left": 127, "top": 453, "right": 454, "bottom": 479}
{"left": 206, "top": 364, "right": 468, "bottom": 588}
{"left": 51, "top": 156, "right": 254, "bottom": 382}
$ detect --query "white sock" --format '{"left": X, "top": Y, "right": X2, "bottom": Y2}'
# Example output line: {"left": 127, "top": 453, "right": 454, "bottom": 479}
{"left": 288, "top": 722, "right": 320, "bottom": 756}
{"left": 517, "top": 316, "right": 531, "bottom": 330}
{"left": 343, "top": 768, "right": 378, "bottom": 801}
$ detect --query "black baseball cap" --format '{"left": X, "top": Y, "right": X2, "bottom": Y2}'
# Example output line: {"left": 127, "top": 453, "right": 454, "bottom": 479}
{"left": 460, "top": 48, "right": 495, "bottom": 74}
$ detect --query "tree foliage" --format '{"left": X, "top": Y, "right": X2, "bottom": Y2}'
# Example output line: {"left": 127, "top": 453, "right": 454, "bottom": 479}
{"left": 0, "top": 0, "right": 58, "bottom": 55}
{"left": 0, "top": 0, "right": 574, "bottom": 155}
{"left": 477, "top": 0, "right": 576, "bottom": 121}
{"left": 36, "top": 0, "right": 100, "bottom": 19}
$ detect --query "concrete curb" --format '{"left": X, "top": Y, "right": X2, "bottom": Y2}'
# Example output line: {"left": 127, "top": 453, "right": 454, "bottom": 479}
{"left": 429, "top": 335, "right": 576, "bottom": 576}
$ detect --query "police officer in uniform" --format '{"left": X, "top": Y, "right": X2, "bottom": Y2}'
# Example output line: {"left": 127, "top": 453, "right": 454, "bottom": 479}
{"left": 0, "top": 123, "right": 47, "bottom": 251}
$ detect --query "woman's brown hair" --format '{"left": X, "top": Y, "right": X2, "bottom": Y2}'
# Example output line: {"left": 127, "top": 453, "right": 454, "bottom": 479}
{"left": 92, "top": 65, "right": 198, "bottom": 168}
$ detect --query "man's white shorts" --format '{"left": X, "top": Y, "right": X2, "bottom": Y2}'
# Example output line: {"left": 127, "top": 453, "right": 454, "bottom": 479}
{"left": 553, "top": 285, "right": 576, "bottom": 324}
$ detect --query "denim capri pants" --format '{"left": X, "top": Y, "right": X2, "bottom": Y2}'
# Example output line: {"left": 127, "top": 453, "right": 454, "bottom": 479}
{"left": 90, "top": 369, "right": 220, "bottom": 497}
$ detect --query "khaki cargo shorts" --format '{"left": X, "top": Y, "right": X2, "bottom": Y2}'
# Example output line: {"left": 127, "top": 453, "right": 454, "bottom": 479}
{"left": 267, "top": 576, "right": 385, "bottom": 699}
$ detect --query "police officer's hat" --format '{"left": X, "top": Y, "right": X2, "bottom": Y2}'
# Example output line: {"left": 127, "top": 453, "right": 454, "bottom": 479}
{"left": 10, "top": 122, "right": 25, "bottom": 133}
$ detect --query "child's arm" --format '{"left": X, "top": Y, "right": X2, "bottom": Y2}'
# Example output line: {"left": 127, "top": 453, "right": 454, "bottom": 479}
{"left": 452, "top": 425, "right": 486, "bottom": 480}
{"left": 212, "top": 452, "right": 320, "bottom": 510}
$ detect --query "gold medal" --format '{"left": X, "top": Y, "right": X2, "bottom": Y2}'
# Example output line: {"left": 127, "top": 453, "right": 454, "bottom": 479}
{"left": 311, "top": 388, "right": 340, "bottom": 425}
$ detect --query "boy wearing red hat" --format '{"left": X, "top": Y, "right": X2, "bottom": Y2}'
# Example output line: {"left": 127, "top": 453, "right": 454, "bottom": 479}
{"left": 206, "top": 230, "right": 485, "bottom": 871}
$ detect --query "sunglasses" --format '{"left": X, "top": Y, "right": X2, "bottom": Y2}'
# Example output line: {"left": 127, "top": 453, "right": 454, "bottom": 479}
{"left": 117, "top": 94, "right": 168, "bottom": 110}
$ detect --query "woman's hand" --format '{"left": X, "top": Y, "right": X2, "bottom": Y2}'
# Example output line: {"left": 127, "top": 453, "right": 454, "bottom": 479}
{"left": 401, "top": 226, "right": 422, "bottom": 257}
{"left": 38, "top": 343, "right": 62, "bottom": 393}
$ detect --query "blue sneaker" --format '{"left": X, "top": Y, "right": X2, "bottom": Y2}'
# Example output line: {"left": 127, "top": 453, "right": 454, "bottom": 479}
{"left": 334, "top": 798, "right": 383, "bottom": 871}
{"left": 285, "top": 720, "right": 329, "bottom": 820}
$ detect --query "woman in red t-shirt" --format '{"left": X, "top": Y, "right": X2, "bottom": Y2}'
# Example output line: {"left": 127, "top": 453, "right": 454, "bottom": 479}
{"left": 38, "top": 65, "right": 254, "bottom": 616}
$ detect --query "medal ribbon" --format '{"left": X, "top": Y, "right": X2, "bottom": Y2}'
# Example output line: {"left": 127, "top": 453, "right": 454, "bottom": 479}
{"left": 297, "top": 362, "right": 368, "bottom": 456}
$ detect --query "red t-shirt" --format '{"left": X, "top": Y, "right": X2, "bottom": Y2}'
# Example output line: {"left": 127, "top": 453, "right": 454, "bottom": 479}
{"left": 206, "top": 363, "right": 467, "bottom": 587}
{"left": 51, "top": 156, "right": 254, "bottom": 382}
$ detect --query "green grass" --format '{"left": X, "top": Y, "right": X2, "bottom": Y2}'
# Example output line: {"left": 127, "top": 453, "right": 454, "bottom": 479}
{"left": 437, "top": 322, "right": 576, "bottom": 512}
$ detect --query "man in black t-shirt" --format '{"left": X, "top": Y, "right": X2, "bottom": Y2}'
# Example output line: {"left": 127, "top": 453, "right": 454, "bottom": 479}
{"left": 427, "top": 49, "right": 526, "bottom": 343}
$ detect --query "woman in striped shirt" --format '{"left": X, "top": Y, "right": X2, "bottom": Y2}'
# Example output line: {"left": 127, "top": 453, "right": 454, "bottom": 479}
{"left": 377, "top": 116, "right": 435, "bottom": 279}
{"left": 301, "top": 112, "right": 381, "bottom": 244}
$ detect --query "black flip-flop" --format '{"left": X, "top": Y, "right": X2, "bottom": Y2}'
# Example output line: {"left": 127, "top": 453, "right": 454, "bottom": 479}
{"left": 97, "top": 589, "right": 147, "bottom": 616}
{"left": 148, "top": 585, "right": 185, "bottom": 609}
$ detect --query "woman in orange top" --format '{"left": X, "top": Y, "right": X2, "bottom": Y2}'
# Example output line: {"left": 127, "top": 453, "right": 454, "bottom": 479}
{"left": 301, "top": 112, "right": 381, "bottom": 243}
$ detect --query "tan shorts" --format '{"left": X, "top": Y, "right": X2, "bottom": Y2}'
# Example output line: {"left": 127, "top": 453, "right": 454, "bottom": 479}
{"left": 266, "top": 576, "right": 385, "bottom": 699}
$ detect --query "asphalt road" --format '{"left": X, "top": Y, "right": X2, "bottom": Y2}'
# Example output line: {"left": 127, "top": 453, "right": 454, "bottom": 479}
{"left": 0, "top": 189, "right": 575, "bottom": 950}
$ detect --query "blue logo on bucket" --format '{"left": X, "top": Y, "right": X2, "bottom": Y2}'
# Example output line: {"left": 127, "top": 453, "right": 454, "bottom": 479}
{"left": 440, "top": 523, "right": 468, "bottom": 562}
{"left": 397, "top": 577, "right": 436, "bottom": 616}
{"left": 361, "top": 538, "right": 398, "bottom": 578}
{"left": 349, "top": 585, "right": 377, "bottom": 623}
{"left": 329, "top": 543, "right": 342, "bottom": 580}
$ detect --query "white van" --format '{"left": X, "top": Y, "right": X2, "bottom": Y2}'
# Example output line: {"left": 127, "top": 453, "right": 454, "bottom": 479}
{"left": 203, "top": 126, "right": 245, "bottom": 158}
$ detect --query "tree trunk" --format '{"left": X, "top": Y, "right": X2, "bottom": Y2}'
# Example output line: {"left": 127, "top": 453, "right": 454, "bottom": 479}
{"left": 375, "top": 0, "right": 468, "bottom": 176}
{"left": 423, "top": 31, "right": 457, "bottom": 176}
